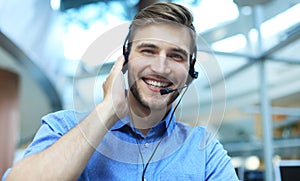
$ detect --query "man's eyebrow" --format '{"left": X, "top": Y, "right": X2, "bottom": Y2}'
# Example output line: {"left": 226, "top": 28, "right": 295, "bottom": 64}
{"left": 136, "top": 43, "right": 159, "bottom": 49}
{"left": 171, "top": 47, "right": 189, "bottom": 56}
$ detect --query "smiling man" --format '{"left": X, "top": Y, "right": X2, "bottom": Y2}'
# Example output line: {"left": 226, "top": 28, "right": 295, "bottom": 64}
{"left": 125, "top": 22, "right": 194, "bottom": 133}
{"left": 129, "top": 25, "right": 191, "bottom": 109}
{"left": 3, "top": 2, "right": 239, "bottom": 181}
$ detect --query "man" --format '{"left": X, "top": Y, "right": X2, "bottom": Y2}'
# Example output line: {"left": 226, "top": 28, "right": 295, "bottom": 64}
{"left": 3, "top": 2, "right": 239, "bottom": 180}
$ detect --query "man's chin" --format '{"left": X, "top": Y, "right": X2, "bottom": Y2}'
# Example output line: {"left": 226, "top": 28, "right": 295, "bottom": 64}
{"left": 140, "top": 92, "right": 179, "bottom": 111}
{"left": 148, "top": 103, "right": 169, "bottom": 111}
{"left": 140, "top": 99, "right": 169, "bottom": 111}
{"left": 129, "top": 85, "right": 176, "bottom": 112}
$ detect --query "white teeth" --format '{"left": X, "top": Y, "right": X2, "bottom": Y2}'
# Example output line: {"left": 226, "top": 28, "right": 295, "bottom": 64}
{"left": 145, "top": 79, "right": 169, "bottom": 88}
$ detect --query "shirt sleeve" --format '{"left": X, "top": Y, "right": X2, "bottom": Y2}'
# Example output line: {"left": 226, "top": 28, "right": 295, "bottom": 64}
{"left": 205, "top": 139, "right": 240, "bottom": 180}
{"left": 23, "top": 110, "right": 78, "bottom": 157}
{"left": 1, "top": 110, "right": 81, "bottom": 181}
{"left": 2, "top": 110, "right": 87, "bottom": 181}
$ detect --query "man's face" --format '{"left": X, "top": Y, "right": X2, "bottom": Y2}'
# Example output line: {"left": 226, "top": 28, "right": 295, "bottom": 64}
{"left": 127, "top": 23, "right": 192, "bottom": 110}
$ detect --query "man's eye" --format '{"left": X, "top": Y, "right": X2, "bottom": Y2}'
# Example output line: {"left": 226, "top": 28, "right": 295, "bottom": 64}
{"left": 141, "top": 49, "right": 155, "bottom": 55}
{"left": 169, "top": 53, "right": 185, "bottom": 62}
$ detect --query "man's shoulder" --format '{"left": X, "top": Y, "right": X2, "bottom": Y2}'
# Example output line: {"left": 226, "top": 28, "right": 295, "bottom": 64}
{"left": 41, "top": 109, "right": 88, "bottom": 131}
{"left": 175, "top": 121, "right": 221, "bottom": 148}
{"left": 175, "top": 121, "right": 207, "bottom": 134}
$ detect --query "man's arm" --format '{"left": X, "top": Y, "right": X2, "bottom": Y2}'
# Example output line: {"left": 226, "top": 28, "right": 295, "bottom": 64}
{"left": 205, "top": 139, "right": 239, "bottom": 180}
{"left": 6, "top": 57, "right": 127, "bottom": 181}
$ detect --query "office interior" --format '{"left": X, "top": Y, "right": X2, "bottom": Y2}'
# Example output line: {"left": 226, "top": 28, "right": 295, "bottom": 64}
{"left": 0, "top": 0, "right": 300, "bottom": 180}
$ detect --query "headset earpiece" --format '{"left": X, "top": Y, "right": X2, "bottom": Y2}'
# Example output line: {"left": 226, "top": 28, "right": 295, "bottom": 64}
{"left": 187, "top": 55, "right": 198, "bottom": 84}
{"left": 122, "top": 32, "right": 130, "bottom": 74}
{"left": 122, "top": 50, "right": 129, "bottom": 74}
{"left": 123, "top": 50, "right": 129, "bottom": 65}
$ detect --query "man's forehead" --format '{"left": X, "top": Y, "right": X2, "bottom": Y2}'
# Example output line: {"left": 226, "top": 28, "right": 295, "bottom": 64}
{"left": 131, "top": 25, "right": 192, "bottom": 52}
{"left": 132, "top": 22, "right": 193, "bottom": 36}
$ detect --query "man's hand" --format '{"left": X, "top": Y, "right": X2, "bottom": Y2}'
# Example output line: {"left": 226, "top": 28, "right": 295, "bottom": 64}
{"left": 102, "top": 55, "right": 129, "bottom": 123}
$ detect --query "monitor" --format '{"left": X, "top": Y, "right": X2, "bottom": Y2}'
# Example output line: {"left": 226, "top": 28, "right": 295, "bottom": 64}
{"left": 274, "top": 160, "right": 300, "bottom": 181}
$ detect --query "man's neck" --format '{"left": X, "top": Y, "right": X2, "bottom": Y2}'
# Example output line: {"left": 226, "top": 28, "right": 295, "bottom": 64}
{"left": 129, "top": 107, "right": 170, "bottom": 135}
{"left": 128, "top": 93, "right": 171, "bottom": 136}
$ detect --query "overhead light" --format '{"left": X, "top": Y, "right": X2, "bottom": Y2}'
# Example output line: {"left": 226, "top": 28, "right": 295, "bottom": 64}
{"left": 211, "top": 34, "right": 247, "bottom": 52}
{"left": 50, "top": 0, "right": 61, "bottom": 11}
{"left": 192, "top": 0, "right": 239, "bottom": 32}
{"left": 245, "top": 156, "right": 260, "bottom": 170}
{"left": 261, "top": 3, "right": 300, "bottom": 38}
{"left": 234, "top": 0, "right": 272, "bottom": 6}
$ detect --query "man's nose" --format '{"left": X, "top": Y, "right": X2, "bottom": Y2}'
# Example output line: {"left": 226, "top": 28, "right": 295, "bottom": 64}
{"left": 150, "top": 53, "right": 171, "bottom": 75}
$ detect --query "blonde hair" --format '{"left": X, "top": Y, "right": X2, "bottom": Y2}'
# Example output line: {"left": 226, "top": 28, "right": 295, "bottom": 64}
{"left": 133, "top": 2, "right": 195, "bottom": 32}
{"left": 126, "top": 2, "right": 197, "bottom": 53}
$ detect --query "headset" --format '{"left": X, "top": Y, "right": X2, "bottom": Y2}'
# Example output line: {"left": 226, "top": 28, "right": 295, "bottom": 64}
{"left": 122, "top": 30, "right": 198, "bottom": 82}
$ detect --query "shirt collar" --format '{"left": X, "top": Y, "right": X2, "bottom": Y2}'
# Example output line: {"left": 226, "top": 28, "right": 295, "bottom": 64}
{"left": 111, "top": 108, "right": 176, "bottom": 139}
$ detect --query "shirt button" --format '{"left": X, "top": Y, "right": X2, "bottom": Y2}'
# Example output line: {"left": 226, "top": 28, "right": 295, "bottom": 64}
{"left": 144, "top": 143, "right": 149, "bottom": 148}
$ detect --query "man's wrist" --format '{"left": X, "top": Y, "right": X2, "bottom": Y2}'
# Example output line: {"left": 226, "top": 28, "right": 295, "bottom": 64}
{"left": 95, "top": 101, "right": 119, "bottom": 129}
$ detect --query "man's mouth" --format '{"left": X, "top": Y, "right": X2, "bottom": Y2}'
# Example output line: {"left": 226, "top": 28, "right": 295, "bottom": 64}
{"left": 143, "top": 78, "right": 172, "bottom": 89}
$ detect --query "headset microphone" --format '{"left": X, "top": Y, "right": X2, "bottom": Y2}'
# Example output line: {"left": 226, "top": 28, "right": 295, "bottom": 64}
{"left": 160, "top": 85, "right": 188, "bottom": 95}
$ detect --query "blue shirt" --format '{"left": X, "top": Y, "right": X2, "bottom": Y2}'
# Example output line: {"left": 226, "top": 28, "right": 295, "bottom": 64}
{"left": 3, "top": 109, "right": 239, "bottom": 181}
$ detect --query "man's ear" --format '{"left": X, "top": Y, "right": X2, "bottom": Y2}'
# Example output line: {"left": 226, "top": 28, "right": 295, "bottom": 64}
{"left": 186, "top": 57, "right": 198, "bottom": 84}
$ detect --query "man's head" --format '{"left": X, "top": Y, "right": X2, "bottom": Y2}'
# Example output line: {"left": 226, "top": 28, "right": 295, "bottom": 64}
{"left": 124, "top": 2, "right": 197, "bottom": 72}
{"left": 123, "top": 2, "right": 197, "bottom": 111}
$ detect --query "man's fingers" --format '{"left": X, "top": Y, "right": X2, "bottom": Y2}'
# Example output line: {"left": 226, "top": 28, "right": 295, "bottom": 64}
{"left": 112, "top": 55, "right": 125, "bottom": 73}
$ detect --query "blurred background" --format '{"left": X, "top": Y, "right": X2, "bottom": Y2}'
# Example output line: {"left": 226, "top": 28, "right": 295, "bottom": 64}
{"left": 1, "top": 0, "right": 300, "bottom": 180}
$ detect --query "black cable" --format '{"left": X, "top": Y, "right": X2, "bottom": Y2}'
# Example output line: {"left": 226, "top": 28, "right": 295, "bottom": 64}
{"left": 135, "top": 136, "right": 145, "bottom": 172}
{"left": 121, "top": 71, "right": 190, "bottom": 180}
{"left": 141, "top": 87, "right": 189, "bottom": 181}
